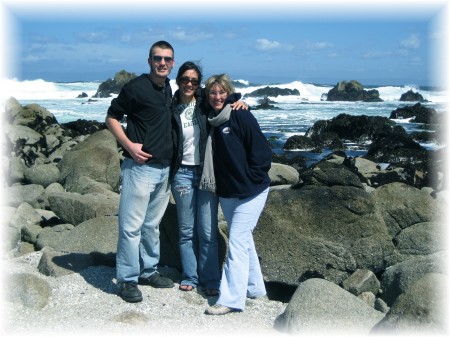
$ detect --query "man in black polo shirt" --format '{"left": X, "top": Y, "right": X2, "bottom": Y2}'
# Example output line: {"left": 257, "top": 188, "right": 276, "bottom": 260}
{"left": 106, "top": 40, "right": 176, "bottom": 303}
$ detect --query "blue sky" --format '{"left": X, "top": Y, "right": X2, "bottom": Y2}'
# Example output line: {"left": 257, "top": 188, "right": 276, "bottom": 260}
{"left": 1, "top": 0, "right": 449, "bottom": 86}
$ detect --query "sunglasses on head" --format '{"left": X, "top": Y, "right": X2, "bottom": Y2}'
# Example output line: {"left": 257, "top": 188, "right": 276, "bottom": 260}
{"left": 152, "top": 55, "right": 174, "bottom": 63}
{"left": 179, "top": 76, "right": 199, "bottom": 86}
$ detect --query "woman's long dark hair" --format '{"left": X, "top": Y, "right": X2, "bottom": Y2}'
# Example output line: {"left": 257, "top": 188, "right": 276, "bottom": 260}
{"left": 176, "top": 61, "right": 203, "bottom": 86}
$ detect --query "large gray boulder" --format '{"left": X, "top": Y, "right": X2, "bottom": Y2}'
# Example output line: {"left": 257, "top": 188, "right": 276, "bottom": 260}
{"left": 394, "top": 221, "right": 445, "bottom": 256}
{"left": 37, "top": 249, "right": 96, "bottom": 277}
{"left": 268, "top": 163, "right": 299, "bottom": 185}
{"left": 47, "top": 191, "right": 119, "bottom": 225}
{"left": 6, "top": 273, "right": 52, "bottom": 310}
{"left": 254, "top": 184, "right": 396, "bottom": 285}
{"left": 372, "top": 273, "right": 448, "bottom": 334}
{"left": 35, "top": 216, "right": 118, "bottom": 265}
{"left": 24, "top": 163, "right": 61, "bottom": 188}
{"left": 274, "top": 278, "right": 385, "bottom": 334}
{"left": 6, "top": 157, "right": 26, "bottom": 184}
{"left": 372, "top": 182, "right": 440, "bottom": 238}
{"left": 342, "top": 269, "right": 380, "bottom": 296}
{"left": 379, "top": 251, "right": 448, "bottom": 306}
{"left": 6, "top": 184, "right": 46, "bottom": 209}
{"left": 2, "top": 206, "right": 21, "bottom": 251}
{"left": 58, "top": 129, "right": 121, "bottom": 192}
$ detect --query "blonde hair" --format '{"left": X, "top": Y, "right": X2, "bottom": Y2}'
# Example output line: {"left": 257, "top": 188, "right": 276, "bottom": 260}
{"left": 204, "top": 74, "right": 235, "bottom": 97}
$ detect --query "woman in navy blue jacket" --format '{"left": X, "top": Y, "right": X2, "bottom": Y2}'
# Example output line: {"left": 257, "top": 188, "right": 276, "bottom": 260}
{"left": 201, "top": 74, "right": 272, "bottom": 315}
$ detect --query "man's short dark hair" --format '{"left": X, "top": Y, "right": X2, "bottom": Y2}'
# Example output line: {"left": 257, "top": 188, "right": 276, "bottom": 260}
{"left": 149, "top": 40, "right": 174, "bottom": 58}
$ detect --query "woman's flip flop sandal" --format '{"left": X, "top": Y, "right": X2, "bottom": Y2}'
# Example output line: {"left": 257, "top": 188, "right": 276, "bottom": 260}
{"left": 179, "top": 284, "right": 194, "bottom": 292}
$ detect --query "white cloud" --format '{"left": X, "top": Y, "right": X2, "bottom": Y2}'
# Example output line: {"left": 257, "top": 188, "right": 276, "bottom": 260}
{"left": 410, "top": 56, "right": 422, "bottom": 66}
{"left": 77, "top": 31, "right": 109, "bottom": 43}
{"left": 362, "top": 50, "right": 392, "bottom": 59}
{"left": 400, "top": 34, "right": 420, "bottom": 49}
{"left": 170, "top": 28, "right": 213, "bottom": 43}
{"left": 22, "top": 54, "right": 46, "bottom": 63}
{"left": 305, "top": 41, "right": 332, "bottom": 50}
{"left": 256, "top": 38, "right": 281, "bottom": 50}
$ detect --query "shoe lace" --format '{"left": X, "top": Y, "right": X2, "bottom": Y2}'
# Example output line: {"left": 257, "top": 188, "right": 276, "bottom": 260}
{"left": 124, "top": 282, "right": 138, "bottom": 289}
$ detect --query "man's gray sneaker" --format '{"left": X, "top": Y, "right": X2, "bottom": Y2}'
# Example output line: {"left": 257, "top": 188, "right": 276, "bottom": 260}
{"left": 118, "top": 282, "right": 143, "bottom": 303}
{"left": 139, "top": 272, "right": 174, "bottom": 288}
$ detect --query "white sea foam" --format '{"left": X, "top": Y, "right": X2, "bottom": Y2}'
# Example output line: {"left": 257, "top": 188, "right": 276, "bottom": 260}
{"left": 1, "top": 78, "right": 99, "bottom": 101}
{"left": 3, "top": 77, "right": 446, "bottom": 104}
{"left": 1, "top": 77, "right": 446, "bottom": 152}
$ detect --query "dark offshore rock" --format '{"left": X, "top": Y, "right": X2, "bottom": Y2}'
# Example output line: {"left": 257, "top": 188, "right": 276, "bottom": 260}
{"left": 364, "top": 126, "right": 431, "bottom": 187}
{"left": 399, "top": 89, "right": 426, "bottom": 102}
{"left": 252, "top": 96, "right": 280, "bottom": 110}
{"left": 93, "top": 69, "right": 137, "bottom": 98}
{"left": 288, "top": 112, "right": 442, "bottom": 190}
{"left": 389, "top": 102, "right": 439, "bottom": 124}
{"left": 309, "top": 132, "right": 344, "bottom": 151}
{"left": 326, "top": 80, "right": 383, "bottom": 102}
{"left": 365, "top": 125, "right": 424, "bottom": 160}
{"left": 295, "top": 160, "right": 364, "bottom": 189}
{"left": 271, "top": 153, "right": 308, "bottom": 172}
{"left": 283, "top": 133, "right": 343, "bottom": 152}
{"left": 305, "top": 113, "right": 395, "bottom": 143}
{"left": 243, "top": 86, "right": 300, "bottom": 98}
{"left": 77, "top": 92, "right": 88, "bottom": 98}
{"left": 410, "top": 130, "right": 439, "bottom": 145}
{"left": 283, "top": 135, "right": 315, "bottom": 151}
{"left": 304, "top": 152, "right": 426, "bottom": 190}
{"left": 61, "top": 119, "right": 107, "bottom": 138}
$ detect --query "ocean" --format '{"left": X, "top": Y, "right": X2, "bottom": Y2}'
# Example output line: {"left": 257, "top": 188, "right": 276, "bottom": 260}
{"left": 2, "top": 78, "right": 447, "bottom": 163}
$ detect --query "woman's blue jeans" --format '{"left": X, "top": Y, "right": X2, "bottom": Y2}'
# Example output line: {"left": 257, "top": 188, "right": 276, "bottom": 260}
{"left": 171, "top": 165, "right": 220, "bottom": 289}
{"left": 116, "top": 157, "right": 171, "bottom": 284}
{"left": 217, "top": 187, "right": 269, "bottom": 310}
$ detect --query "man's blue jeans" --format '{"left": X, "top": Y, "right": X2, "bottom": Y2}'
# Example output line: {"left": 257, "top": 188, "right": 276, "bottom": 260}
{"left": 171, "top": 165, "right": 220, "bottom": 289}
{"left": 116, "top": 157, "right": 171, "bottom": 284}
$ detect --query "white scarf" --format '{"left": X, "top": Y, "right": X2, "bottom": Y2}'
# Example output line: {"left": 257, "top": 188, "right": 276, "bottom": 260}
{"left": 199, "top": 104, "right": 233, "bottom": 193}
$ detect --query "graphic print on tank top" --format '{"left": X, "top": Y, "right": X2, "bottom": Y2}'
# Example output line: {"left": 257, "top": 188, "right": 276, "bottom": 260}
{"left": 178, "top": 101, "right": 200, "bottom": 165}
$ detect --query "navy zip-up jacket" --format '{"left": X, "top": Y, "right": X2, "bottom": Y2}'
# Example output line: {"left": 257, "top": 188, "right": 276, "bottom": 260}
{"left": 212, "top": 95, "right": 272, "bottom": 199}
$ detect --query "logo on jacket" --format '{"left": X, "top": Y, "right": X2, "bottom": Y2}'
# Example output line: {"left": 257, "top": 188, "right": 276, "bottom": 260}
{"left": 222, "top": 127, "right": 230, "bottom": 134}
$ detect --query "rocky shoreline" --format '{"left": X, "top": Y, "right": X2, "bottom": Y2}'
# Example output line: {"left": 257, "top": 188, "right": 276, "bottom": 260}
{"left": 2, "top": 96, "right": 448, "bottom": 335}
